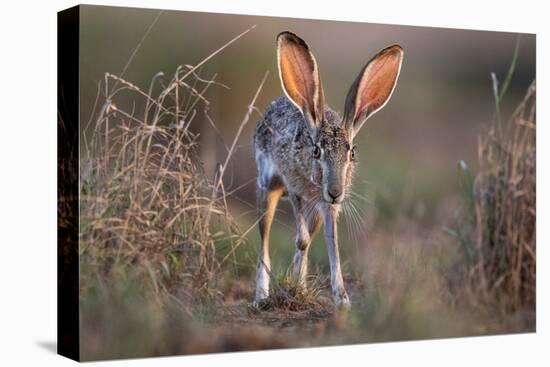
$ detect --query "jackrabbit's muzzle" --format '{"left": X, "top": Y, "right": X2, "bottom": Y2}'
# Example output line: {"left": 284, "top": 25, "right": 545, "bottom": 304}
{"left": 322, "top": 171, "right": 345, "bottom": 204}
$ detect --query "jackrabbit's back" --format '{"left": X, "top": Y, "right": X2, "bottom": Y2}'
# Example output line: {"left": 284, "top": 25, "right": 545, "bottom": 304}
{"left": 254, "top": 95, "right": 341, "bottom": 199}
{"left": 254, "top": 96, "right": 303, "bottom": 159}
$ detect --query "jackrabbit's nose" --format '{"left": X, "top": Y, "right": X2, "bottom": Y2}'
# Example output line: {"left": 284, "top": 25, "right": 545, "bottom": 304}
{"left": 328, "top": 188, "right": 342, "bottom": 201}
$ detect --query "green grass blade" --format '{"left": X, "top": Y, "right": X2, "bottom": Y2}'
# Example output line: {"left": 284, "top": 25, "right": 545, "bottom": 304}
{"left": 499, "top": 35, "right": 521, "bottom": 101}
{"left": 458, "top": 160, "right": 475, "bottom": 213}
{"left": 491, "top": 72, "right": 503, "bottom": 140}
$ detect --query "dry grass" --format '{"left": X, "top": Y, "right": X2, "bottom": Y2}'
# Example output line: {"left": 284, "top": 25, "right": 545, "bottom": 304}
{"left": 472, "top": 80, "right": 536, "bottom": 312}
{"left": 448, "top": 79, "right": 536, "bottom": 317}
{"left": 252, "top": 276, "right": 331, "bottom": 314}
{"left": 79, "top": 26, "right": 264, "bottom": 314}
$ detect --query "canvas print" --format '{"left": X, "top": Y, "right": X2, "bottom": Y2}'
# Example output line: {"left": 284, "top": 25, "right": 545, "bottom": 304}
{"left": 57, "top": 4, "right": 536, "bottom": 361}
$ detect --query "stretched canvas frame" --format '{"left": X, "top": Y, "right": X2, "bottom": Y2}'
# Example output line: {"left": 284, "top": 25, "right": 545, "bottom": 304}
{"left": 58, "top": 4, "right": 536, "bottom": 362}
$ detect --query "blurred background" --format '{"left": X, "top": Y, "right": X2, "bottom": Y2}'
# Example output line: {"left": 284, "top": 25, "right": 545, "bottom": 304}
{"left": 77, "top": 5, "right": 536, "bottom": 359}
{"left": 80, "top": 5, "right": 535, "bottom": 231}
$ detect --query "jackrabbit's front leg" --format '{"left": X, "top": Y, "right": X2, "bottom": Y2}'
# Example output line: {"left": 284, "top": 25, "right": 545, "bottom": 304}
{"left": 290, "top": 195, "right": 322, "bottom": 286}
{"left": 321, "top": 204, "right": 350, "bottom": 307}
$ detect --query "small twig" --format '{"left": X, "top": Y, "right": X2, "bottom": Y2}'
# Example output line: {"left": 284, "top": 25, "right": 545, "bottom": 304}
{"left": 111, "top": 11, "right": 163, "bottom": 93}
{"left": 215, "top": 71, "right": 269, "bottom": 189}
{"left": 180, "top": 26, "right": 255, "bottom": 83}
{"left": 203, "top": 71, "right": 269, "bottom": 238}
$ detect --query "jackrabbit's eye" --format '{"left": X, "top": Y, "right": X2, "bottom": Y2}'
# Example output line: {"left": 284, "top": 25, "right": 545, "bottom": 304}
{"left": 312, "top": 145, "right": 321, "bottom": 159}
{"left": 350, "top": 146, "right": 356, "bottom": 161}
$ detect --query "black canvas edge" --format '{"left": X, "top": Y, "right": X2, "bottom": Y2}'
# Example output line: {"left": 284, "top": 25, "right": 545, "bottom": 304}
{"left": 57, "top": 5, "right": 80, "bottom": 362}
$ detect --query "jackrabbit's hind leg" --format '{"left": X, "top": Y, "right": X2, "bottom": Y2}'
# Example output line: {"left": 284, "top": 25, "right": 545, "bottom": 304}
{"left": 254, "top": 184, "right": 283, "bottom": 304}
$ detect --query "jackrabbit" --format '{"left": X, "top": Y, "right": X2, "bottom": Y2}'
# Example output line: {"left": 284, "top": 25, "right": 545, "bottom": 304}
{"left": 254, "top": 31, "right": 403, "bottom": 307}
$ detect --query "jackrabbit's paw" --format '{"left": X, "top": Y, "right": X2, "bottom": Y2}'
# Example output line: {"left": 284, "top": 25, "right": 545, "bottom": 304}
{"left": 333, "top": 291, "right": 351, "bottom": 310}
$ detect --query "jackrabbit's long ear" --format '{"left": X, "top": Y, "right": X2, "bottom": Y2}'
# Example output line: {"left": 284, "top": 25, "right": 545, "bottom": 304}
{"left": 343, "top": 44, "right": 403, "bottom": 136}
{"left": 277, "top": 31, "right": 325, "bottom": 129}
